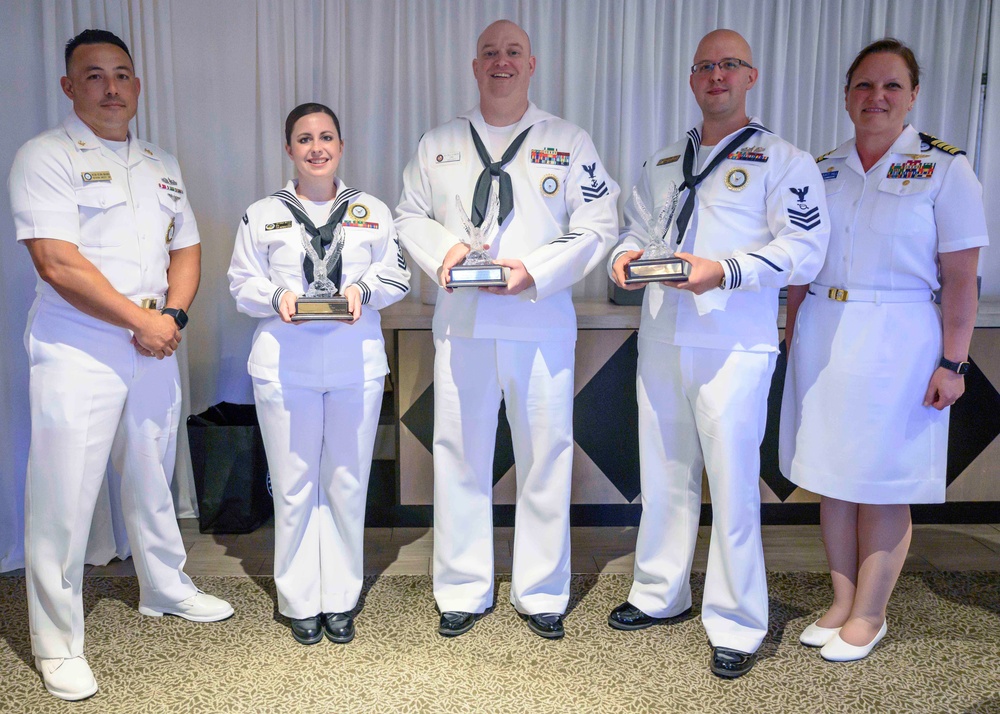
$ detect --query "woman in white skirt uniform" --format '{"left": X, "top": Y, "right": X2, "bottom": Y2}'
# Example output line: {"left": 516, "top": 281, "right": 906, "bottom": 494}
{"left": 780, "top": 39, "right": 988, "bottom": 662}
{"left": 229, "top": 104, "right": 410, "bottom": 645}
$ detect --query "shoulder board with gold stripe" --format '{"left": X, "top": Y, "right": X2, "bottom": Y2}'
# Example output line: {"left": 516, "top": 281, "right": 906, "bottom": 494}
{"left": 815, "top": 149, "right": 835, "bottom": 163}
{"left": 918, "top": 132, "right": 966, "bottom": 156}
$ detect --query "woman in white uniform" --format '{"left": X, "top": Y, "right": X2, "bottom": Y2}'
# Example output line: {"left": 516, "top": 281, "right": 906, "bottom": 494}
{"left": 780, "top": 39, "right": 988, "bottom": 662}
{"left": 228, "top": 103, "right": 410, "bottom": 644}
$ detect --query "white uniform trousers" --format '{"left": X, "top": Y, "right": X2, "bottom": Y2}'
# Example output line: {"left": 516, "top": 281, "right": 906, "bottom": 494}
{"left": 25, "top": 301, "right": 197, "bottom": 659}
{"left": 253, "top": 376, "right": 383, "bottom": 619}
{"left": 629, "top": 339, "right": 776, "bottom": 654}
{"left": 432, "top": 336, "right": 575, "bottom": 615}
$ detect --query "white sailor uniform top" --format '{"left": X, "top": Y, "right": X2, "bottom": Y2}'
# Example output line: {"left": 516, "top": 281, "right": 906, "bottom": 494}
{"left": 610, "top": 118, "right": 830, "bottom": 352}
{"left": 396, "top": 102, "right": 620, "bottom": 343}
{"left": 229, "top": 179, "right": 410, "bottom": 388}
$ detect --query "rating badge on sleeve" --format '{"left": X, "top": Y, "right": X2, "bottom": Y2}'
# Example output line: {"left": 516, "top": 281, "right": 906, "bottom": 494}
{"left": 581, "top": 163, "right": 608, "bottom": 203}
{"left": 786, "top": 186, "right": 821, "bottom": 230}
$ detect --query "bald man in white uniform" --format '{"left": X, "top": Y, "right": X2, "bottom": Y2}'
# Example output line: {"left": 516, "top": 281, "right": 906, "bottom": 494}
{"left": 608, "top": 30, "right": 829, "bottom": 678}
{"left": 396, "top": 20, "right": 619, "bottom": 639}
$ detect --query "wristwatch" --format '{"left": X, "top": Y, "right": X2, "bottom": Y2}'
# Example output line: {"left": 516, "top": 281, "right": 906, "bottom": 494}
{"left": 939, "top": 357, "right": 970, "bottom": 375}
{"left": 161, "top": 307, "right": 189, "bottom": 330}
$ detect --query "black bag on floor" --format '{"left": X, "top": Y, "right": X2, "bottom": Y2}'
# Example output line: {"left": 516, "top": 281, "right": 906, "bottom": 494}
{"left": 186, "top": 402, "right": 273, "bottom": 534}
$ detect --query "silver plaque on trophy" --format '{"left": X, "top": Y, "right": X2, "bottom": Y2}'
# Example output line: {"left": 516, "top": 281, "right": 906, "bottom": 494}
{"left": 624, "top": 182, "right": 691, "bottom": 284}
{"left": 293, "top": 223, "right": 352, "bottom": 320}
{"left": 449, "top": 190, "right": 509, "bottom": 288}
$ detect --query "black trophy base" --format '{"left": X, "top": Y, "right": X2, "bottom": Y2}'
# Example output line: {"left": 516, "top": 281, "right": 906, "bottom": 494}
{"left": 449, "top": 264, "right": 510, "bottom": 288}
{"left": 293, "top": 296, "right": 352, "bottom": 321}
{"left": 625, "top": 257, "right": 691, "bottom": 284}
{"left": 608, "top": 278, "right": 644, "bottom": 305}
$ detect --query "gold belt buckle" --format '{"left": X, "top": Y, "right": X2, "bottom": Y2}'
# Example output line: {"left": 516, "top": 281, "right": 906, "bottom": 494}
{"left": 139, "top": 297, "right": 159, "bottom": 309}
{"left": 827, "top": 288, "right": 849, "bottom": 302}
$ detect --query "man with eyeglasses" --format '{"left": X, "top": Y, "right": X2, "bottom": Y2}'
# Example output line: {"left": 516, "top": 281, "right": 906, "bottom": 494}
{"left": 606, "top": 29, "right": 829, "bottom": 678}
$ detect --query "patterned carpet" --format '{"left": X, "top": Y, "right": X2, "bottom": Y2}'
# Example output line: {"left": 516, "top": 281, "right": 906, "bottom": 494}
{"left": 0, "top": 573, "right": 998, "bottom": 713}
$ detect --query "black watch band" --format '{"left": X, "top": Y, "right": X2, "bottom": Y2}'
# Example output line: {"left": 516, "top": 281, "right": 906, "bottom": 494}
{"left": 939, "top": 357, "right": 969, "bottom": 375}
{"left": 161, "top": 307, "right": 189, "bottom": 330}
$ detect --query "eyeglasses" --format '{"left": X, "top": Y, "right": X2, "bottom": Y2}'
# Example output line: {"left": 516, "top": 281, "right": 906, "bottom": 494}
{"left": 690, "top": 58, "right": 753, "bottom": 75}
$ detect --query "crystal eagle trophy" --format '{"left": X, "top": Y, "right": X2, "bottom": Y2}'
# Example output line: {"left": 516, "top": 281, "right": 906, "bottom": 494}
{"left": 449, "top": 189, "right": 509, "bottom": 287}
{"left": 624, "top": 182, "right": 691, "bottom": 283}
{"left": 293, "top": 223, "right": 352, "bottom": 320}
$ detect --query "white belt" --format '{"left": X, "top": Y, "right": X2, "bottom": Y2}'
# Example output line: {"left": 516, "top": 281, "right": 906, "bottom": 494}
{"left": 810, "top": 284, "right": 933, "bottom": 305}
{"left": 129, "top": 294, "right": 166, "bottom": 310}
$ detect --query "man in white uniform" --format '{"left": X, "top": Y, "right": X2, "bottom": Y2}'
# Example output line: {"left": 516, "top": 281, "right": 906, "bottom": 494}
{"left": 396, "top": 20, "right": 619, "bottom": 639}
{"left": 8, "top": 30, "right": 232, "bottom": 701}
{"left": 607, "top": 29, "right": 829, "bottom": 677}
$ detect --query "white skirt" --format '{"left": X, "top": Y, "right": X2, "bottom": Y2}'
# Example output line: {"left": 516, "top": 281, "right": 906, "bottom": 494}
{"left": 779, "top": 292, "right": 948, "bottom": 504}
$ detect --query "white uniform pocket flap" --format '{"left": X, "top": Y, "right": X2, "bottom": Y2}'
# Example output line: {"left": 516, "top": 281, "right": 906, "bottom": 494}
{"left": 156, "top": 187, "right": 182, "bottom": 211}
{"left": 876, "top": 177, "right": 933, "bottom": 197}
{"left": 870, "top": 176, "right": 935, "bottom": 236}
{"left": 75, "top": 184, "right": 127, "bottom": 210}
{"left": 821, "top": 174, "right": 847, "bottom": 197}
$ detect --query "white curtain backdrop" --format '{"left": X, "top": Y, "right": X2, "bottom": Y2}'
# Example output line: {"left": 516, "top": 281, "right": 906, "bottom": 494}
{"left": 0, "top": 0, "right": 992, "bottom": 571}
{"left": 979, "top": 1, "right": 1000, "bottom": 306}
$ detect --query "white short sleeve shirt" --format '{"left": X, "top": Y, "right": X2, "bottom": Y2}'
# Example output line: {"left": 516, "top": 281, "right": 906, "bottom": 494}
{"left": 814, "top": 125, "right": 988, "bottom": 292}
{"left": 8, "top": 113, "right": 199, "bottom": 301}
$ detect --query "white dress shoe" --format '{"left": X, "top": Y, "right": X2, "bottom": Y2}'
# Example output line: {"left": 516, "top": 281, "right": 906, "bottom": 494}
{"left": 799, "top": 620, "right": 841, "bottom": 647}
{"left": 35, "top": 656, "right": 98, "bottom": 701}
{"left": 138, "top": 590, "right": 234, "bottom": 622}
{"left": 820, "top": 620, "right": 888, "bottom": 662}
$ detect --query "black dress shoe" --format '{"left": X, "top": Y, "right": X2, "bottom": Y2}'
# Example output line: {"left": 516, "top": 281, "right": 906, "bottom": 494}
{"left": 608, "top": 602, "right": 692, "bottom": 630}
{"left": 321, "top": 612, "right": 355, "bottom": 644}
{"left": 524, "top": 613, "right": 564, "bottom": 639}
{"left": 711, "top": 647, "right": 756, "bottom": 678}
{"left": 608, "top": 602, "right": 662, "bottom": 630}
{"left": 290, "top": 615, "right": 323, "bottom": 645}
{"left": 439, "top": 611, "right": 477, "bottom": 637}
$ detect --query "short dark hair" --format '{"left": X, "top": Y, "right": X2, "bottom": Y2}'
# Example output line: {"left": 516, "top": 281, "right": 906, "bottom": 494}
{"left": 284, "top": 103, "right": 342, "bottom": 145}
{"left": 846, "top": 37, "right": 920, "bottom": 89}
{"left": 65, "top": 29, "right": 133, "bottom": 73}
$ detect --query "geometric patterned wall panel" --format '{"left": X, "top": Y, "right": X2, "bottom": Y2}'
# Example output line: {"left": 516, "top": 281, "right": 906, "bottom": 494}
{"left": 945, "top": 328, "right": 1000, "bottom": 502}
{"left": 396, "top": 327, "right": 1000, "bottom": 518}
{"left": 398, "top": 330, "right": 639, "bottom": 505}
{"left": 945, "top": 357, "right": 1000, "bottom": 484}
{"left": 572, "top": 333, "right": 641, "bottom": 502}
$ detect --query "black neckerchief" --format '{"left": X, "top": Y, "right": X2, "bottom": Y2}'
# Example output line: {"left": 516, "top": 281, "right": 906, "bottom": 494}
{"left": 272, "top": 186, "right": 359, "bottom": 287}
{"left": 469, "top": 122, "right": 532, "bottom": 228}
{"left": 673, "top": 125, "right": 760, "bottom": 247}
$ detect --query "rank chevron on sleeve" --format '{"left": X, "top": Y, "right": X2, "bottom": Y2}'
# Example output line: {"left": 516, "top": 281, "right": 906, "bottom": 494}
{"left": 582, "top": 181, "right": 609, "bottom": 203}
{"left": 787, "top": 206, "right": 821, "bottom": 231}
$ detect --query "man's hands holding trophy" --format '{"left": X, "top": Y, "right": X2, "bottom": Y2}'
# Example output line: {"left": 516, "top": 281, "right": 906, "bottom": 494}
{"left": 614, "top": 183, "right": 692, "bottom": 286}
{"left": 613, "top": 184, "right": 727, "bottom": 294}
{"left": 440, "top": 188, "right": 531, "bottom": 294}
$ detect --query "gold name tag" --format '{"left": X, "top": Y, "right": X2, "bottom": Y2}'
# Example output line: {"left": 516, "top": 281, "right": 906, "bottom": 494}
{"left": 296, "top": 301, "right": 340, "bottom": 314}
{"left": 656, "top": 155, "right": 680, "bottom": 166}
{"left": 81, "top": 171, "right": 112, "bottom": 182}
{"left": 265, "top": 221, "right": 293, "bottom": 231}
